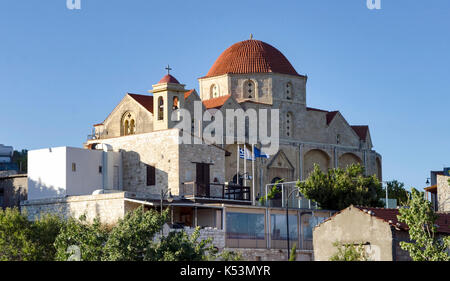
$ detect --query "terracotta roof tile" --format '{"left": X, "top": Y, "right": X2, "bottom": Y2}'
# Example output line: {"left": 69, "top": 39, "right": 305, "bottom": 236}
{"left": 355, "top": 206, "right": 450, "bottom": 234}
{"left": 184, "top": 89, "right": 195, "bottom": 99}
{"left": 307, "top": 107, "right": 339, "bottom": 125}
{"left": 351, "top": 126, "right": 369, "bottom": 141}
{"left": 202, "top": 95, "right": 232, "bottom": 109}
{"left": 205, "top": 40, "right": 301, "bottom": 78}
{"left": 326, "top": 111, "right": 339, "bottom": 125}
{"left": 127, "top": 93, "right": 154, "bottom": 113}
{"left": 158, "top": 74, "right": 180, "bottom": 84}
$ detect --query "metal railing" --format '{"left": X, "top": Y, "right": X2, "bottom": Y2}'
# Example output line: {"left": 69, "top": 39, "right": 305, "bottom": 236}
{"left": 261, "top": 181, "right": 319, "bottom": 209}
{"left": 225, "top": 232, "right": 313, "bottom": 250}
{"left": 182, "top": 182, "right": 251, "bottom": 201}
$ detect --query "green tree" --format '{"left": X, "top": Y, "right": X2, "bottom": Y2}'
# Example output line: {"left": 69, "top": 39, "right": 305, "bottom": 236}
{"left": 329, "top": 242, "right": 369, "bottom": 261}
{"left": 383, "top": 180, "right": 410, "bottom": 206}
{"left": 217, "top": 250, "right": 243, "bottom": 261}
{"left": 30, "top": 213, "right": 63, "bottom": 260}
{"left": 102, "top": 206, "right": 168, "bottom": 261}
{"left": 0, "top": 208, "right": 35, "bottom": 261}
{"left": 289, "top": 243, "right": 297, "bottom": 261}
{"left": 397, "top": 188, "right": 450, "bottom": 261}
{"left": 54, "top": 215, "right": 109, "bottom": 261}
{"left": 150, "top": 227, "right": 217, "bottom": 261}
{"left": 12, "top": 149, "right": 28, "bottom": 173}
{"left": 0, "top": 208, "right": 62, "bottom": 261}
{"left": 297, "top": 164, "right": 383, "bottom": 210}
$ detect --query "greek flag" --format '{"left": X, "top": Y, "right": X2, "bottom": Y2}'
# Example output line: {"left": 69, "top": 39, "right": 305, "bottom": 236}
{"left": 239, "top": 147, "right": 254, "bottom": 161}
{"left": 254, "top": 147, "right": 270, "bottom": 159}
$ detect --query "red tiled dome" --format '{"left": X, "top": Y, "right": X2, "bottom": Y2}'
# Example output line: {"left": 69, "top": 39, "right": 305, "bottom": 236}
{"left": 158, "top": 74, "right": 180, "bottom": 84}
{"left": 205, "top": 40, "right": 300, "bottom": 78}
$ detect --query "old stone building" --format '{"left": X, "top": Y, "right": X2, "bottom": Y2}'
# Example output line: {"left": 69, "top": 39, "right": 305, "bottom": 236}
{"left": 313, "top": 205, "right": 450, "bottom": 261}
{"left": 88, "top": 38, "right": 382, "bottom": 201}
{"left": 23, "top": 38, "right": 383, "bottom": 261}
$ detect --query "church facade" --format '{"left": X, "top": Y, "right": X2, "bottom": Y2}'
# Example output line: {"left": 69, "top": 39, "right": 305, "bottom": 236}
{"left": 23, "top": 39, "right": 382, "bottom": 261}
{"left": 87, "top": 39, "right": 382, "bottom": 201}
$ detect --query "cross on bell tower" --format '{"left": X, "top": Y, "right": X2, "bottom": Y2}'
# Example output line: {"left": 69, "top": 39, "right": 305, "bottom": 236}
{"left": 165, "top": 64, "right": 172, "bottom": 75}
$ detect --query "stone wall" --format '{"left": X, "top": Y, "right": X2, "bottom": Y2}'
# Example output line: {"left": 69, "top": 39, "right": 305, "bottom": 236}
{"left": 89, "top": 130, "right": 180, "bottom": 196}
{"left": 0, "top": 174, "right": 27, "bottom": 209}
{"left": 227, "top": 248, "right": 313, "bottom": 261}
{"left": 157, "top": 225, "right": 313, "bottom": 261}
{"left": 98, "top": 94, "right": 154, "bottom": 138}
{"left": 313, "top": 206, "right": 394, "bottom": 261}
{"left": 158, "top": 225, "right": 226, "bottom": 249}
{"left": 437, "top": 175, "right": 450, "bottom": 212}
{"left": 21, "top": 192, "right": 128, "bottom": 226}
{"left": 393, "top": 230, "right": 412, "bottom": 261}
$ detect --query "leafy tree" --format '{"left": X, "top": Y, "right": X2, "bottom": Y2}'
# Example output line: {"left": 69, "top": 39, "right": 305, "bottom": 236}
{"left": 0, "top": 208, "right": 62, "bottom": 261}
{"left": 217, "top": 249, "right": 243, "bottom": 261}
{"left": 12, "top": 149, "right": 27, "bottom": 173}
{"left": 0, "top": 208, "right": 35, "bottom": 261}
{"left": 102, "top": 206, "right": 168, "bottom": 261}
{"left": 150, "top": 227, "right": 217, "bottom": 261}
{"left": 297, "top": 164, "right": 383, "bottom": 210}
{"left": 30, "top": 213, "right": 63, "bottom": 260}
{"left": 258, "top": 178, "right": 283, "bottom": 205}
{"left": 383, "top": 180, "right": 410, "bottom": 206}
{"left": 54, "top": 215, "right": 109, "bottom": 261}
{"left": 289, "top": 243, "right": 297, "bottom": 261}
{"left": 329, "top": 242, "right": 369, "bottom": 261}
{"left": 397, "top": 188, "right": 450, "bottom": 261}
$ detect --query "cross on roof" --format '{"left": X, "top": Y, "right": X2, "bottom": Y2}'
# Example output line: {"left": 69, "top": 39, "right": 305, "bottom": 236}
{"left": 165, "top": 64, "right": 172, "bottom": 75}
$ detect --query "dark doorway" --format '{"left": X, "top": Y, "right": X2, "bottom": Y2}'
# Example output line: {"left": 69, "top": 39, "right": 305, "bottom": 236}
{"left": 196, "top": 163, "right": 210, "bottom": 197}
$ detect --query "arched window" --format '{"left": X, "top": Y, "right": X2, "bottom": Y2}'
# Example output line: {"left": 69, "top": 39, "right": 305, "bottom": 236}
{"left": 244, "top": 80, "right": 255, "bottom": 99}
{"left": 124, "top": 120, "right": 129, "bottom": 136}
{"left": 158, "top": 97, "right": 164, "bottom": 120}
{"left": 286, "top": 112, "right": 293, "bottom": 137}
{"left": 121, "top": 111, "right": 136, "bottom": 136}
{"left": 130, "top": 119, "right": 135, "bottom": 134}
{"left": 286, "top": 82, "right": 293, "bottom": 100}
{"left": 172, "top": 96, "right": 179, "bottom": 110}
{"left": 210, "top": 84, "right": 219, "bottom": 99}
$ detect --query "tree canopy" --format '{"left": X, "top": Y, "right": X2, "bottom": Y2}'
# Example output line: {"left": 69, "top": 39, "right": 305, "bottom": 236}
{"left": 397, "top": 188, "right": 450, "bottom": 261}
{"left": 0, "top": 206, "right": 241, "bottom": 261}
{"left": 297, "top": 164, "right": 384, "bottom": 210}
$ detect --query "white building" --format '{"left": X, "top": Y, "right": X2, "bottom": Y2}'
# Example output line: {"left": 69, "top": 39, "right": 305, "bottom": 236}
{"left": 27, "top": 145, "right": 122, "bottom": 200}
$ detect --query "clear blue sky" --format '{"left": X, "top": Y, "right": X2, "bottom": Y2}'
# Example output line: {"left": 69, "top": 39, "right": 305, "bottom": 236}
{"left": 1, "top": 0, "right": 449, "bottom": 191}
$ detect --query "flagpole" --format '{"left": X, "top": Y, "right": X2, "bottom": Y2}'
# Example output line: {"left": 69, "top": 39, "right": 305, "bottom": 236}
{"left": 236, "top": 143, "right": 239, "bottom": 185}
{"left": 244, "top": 144, "right": 247, "bottom": 188}
{"left": 252, "top": 144, "right": 255, "bottom": 206}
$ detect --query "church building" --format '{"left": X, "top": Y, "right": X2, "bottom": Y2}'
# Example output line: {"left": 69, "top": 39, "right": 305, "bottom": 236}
{"left": 23, "top": 38, "right": 382, "bottom": 261}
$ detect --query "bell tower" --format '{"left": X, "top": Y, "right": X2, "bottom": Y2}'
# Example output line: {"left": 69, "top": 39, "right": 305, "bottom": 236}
{"left": 150, "top": 68, "right": 186, "bottom": 131}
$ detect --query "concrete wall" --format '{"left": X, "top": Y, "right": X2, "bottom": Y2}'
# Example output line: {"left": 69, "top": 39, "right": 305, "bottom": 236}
{"left": 313, "top": 206, "right": 394, "bottom": 261}
{"left": 28, "top": 147, "right": 122, "bottom": 200}
{"left": 0, "top": 174, "right": 27, "bottom": 209}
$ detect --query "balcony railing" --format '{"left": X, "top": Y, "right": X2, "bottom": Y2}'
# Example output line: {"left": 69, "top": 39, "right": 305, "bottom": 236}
{"left": 182, "top": 182, "right": 251, "bottom": 201}
{"left": 225, "top": 232, "right": 313, "bottom": 250}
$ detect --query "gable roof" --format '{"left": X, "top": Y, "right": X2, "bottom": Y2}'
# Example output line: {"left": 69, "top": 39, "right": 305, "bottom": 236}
{"left": 351, "top": 126, "right": 369, "bottom": 141}
{"left": 267, "top": 149, "right": 294, "bottom": 170}
{"left": 127, "top": 93, "right": 154, "bottom": 113}
{"left": 306, "top": 107, "right": 339, "bottom": 125}
{"left": 326, "top": 111, "right": 339, "bottom": 125}
{"left": 354, "top": 206, "right": 450, "bottom": 234}
{"left": 202, "top": 95, "right": 232, "bottom": 109}
{"left": 184, "top": 89, "right": 195, "bottom": 99}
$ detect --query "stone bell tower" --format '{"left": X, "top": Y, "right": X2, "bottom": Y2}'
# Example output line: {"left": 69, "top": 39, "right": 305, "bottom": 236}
{"left": 150, "top": 68, "right": 186, "bottom": 131}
